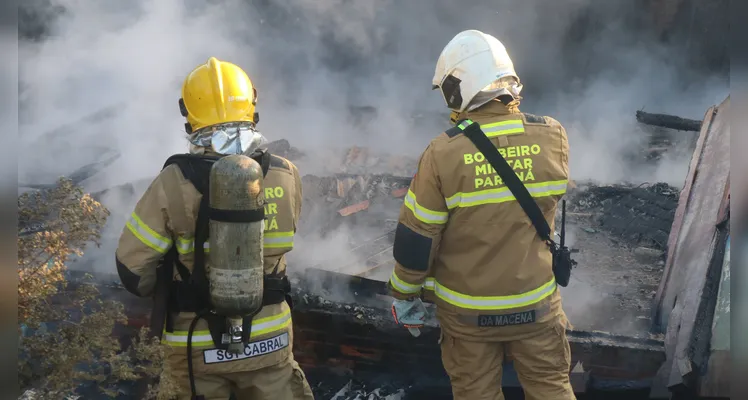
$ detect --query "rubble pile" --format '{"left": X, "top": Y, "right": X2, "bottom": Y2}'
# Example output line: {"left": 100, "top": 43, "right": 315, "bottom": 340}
{"left": 311, "top": 378, "right": 406, "bottom": 400}
{"left": 300, "top": 173, "right": 409, "bottom": 238}
{"left": 265, "top": 138, "right": 305, "bottom": 160}
{"left": 565, "top": 182, "right": 679, "bottom": 250}
{"left": 290, "top": 282, "right": 388, "bottom": 324}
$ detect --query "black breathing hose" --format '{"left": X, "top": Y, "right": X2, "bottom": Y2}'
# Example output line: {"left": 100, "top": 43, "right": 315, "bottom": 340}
{"left": 187, "top": 311, "right": 207, "bottom": 400}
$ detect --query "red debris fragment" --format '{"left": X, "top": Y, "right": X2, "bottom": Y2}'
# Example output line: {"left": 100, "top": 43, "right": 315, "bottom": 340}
{"left": 338, "top": 200, "right": 370, "bottom": 216}
{"left": 391, "top": 187, "right": 408, "bottom": 198}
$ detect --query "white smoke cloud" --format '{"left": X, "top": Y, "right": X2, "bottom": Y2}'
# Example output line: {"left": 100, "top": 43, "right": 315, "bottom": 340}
{"left": 18, "top": 0, "right": 728, "bottom": 322}
{"left": 19, "top": 0, "right": 729, "bottom": 188}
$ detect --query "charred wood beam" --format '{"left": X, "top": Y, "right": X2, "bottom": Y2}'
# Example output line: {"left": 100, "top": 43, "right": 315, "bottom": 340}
{"left": 292, "top": 284, "right": 665, "bottom": 392}
{"left": 333, "top": 173, "right": 413, "bottom": 187}
{"left": 68, "top": 268, "right": 666, "bottom": 392}
{"left": 636, "top": 110, "right": 702, "bottom": 132}
{"left": 291, "top": 269, "right": 665, "bottom": 388}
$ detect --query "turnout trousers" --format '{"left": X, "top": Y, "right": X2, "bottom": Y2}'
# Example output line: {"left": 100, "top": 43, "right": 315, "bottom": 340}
{"left": 439, "top": 314, "right": 576, "bottom": 400}
{"left": 164, "top": 355, "right": 314, "bottom": 400}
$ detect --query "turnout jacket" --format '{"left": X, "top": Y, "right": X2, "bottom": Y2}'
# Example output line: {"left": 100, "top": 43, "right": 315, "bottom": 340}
{"left": 115, "top": 150, "right": 302, "bottom": 372}
{"left": 389, "top": 100, "right": 571, "bottom": 341}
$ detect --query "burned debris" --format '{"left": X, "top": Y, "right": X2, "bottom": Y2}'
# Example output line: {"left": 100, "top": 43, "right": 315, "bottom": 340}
{"left": 634, "top": 110, "right": 703, "bottom": 162}
{"left": 268, "top": 134, "right": 683, "bottom": 343}
{"left": 265, "top": 138, "right": 305, "bottom": 160}
{"left": 26, "top": 110, "right": 699, "bottom": 398}
{"left": 635, "top": 110, "right": 702, "bottom": 132}
{"left": 565, "top": 182, "right": 679, "bottom": 251}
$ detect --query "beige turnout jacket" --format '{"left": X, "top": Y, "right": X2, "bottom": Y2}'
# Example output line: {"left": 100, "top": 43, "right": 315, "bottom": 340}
{"left": 115, "top": 150, "right": 302, "bottom": 373}
{"left": 389, "top": 100, "right": 572, "bottom": 341}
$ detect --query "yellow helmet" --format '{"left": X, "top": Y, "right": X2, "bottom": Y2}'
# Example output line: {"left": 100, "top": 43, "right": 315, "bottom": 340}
{"left": 179, "top": 57, "right": 258, "bottom": 133}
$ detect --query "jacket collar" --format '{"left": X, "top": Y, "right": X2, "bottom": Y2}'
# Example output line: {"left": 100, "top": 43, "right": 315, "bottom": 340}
{"left": 455, "top": 99, "right": 521, "bottom": 123}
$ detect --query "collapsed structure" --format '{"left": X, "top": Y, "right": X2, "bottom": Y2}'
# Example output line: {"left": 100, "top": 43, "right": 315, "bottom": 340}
{"left": 19, "top": 94, "right": 728, "bottom": 399}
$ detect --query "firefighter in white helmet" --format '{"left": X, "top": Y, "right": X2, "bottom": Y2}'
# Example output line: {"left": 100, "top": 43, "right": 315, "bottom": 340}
{"left": 388, "top": 30, "right": 576, "bottom": 400}
{"left": 115, "top": 57, "right": 314, "bottom": 400}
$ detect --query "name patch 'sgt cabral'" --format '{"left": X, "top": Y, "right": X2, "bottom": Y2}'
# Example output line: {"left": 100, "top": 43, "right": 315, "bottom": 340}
{"left": 478, "top": 310, "right": 536, "bottom": 327}
{"left": 203, "top": 332, "right": 289, "bottom": 364}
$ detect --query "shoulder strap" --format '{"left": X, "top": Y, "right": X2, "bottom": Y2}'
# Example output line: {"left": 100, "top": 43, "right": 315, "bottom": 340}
{"left": 459, "top": 120, "right": 554, "bottom": 245}
{"left": 162, "top": 151, "right": 272, "bottom": 312}
{"left": 248, "top": 149, "right": 271, "bottom": 177}
{"left": 163, "top": 154, "right": 222, "bottom": 195}
{"left": 161, "top": 154, "right": 218, "bottom": 307}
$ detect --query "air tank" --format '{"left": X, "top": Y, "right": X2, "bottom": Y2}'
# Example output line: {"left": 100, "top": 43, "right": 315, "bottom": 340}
{"left": 208, "top": 154, "right": 265, "bottom": 317}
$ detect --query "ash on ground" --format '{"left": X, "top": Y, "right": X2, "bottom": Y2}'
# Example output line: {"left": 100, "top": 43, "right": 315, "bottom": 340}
{"left": 558, "top": 182, "right": 679, "bottom": 338}
{"left": 306, "top": 370, "right": 455, "bottom": 400}
{"left": 564, "top": 182, "right": 679, "bottom": 250}
{"left": 311, "top": 377, "right": 406, "bottom": 400}
{"left": 292, "top": 284, "right": 387, "bottom": 323}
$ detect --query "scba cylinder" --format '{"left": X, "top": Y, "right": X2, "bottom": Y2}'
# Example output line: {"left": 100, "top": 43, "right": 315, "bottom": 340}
{"left": 208, "top": 154, "right": 265, "bottom": 317}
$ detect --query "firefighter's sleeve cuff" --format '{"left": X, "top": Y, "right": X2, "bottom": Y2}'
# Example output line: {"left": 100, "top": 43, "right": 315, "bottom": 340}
{"left": 388, "top": 270, "right": 424, "bottom": 300}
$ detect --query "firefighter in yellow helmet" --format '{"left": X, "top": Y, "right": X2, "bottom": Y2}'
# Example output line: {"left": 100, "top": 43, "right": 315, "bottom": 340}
{"left": 388, "top": 31, "right": 576, "bottom": 400}
{"left": 115, "top": 57, "right": 314, "bottom": 400}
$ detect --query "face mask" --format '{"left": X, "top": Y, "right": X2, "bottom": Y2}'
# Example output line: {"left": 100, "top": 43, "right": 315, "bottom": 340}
{"left": 189, "top": 123, "right": 268, "bottom": 156}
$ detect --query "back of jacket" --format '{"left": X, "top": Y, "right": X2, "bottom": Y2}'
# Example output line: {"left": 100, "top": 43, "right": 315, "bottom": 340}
{"left": 389, "top": 100, "right": 570, "bottom": 341}
{"left": 115, "top": 151, "right": 302, "bottom": 373}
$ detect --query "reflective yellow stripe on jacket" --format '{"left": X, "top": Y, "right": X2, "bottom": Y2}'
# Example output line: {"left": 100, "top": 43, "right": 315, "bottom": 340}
{"left": 388, "top": 270, "right": 556, "bottom": 311}
{"left": 125, "top": 213, "right": 172, "bottom": 254}
{"left": 162, "top": 308, "right": 292, "bottom": 347}
{"left": 403, "top": 190, "right": 448, "bottom": 225}
{"left": 423, "top": 277, "right": 557, "bottom": 311}
{"left": 174, "top": 231, "right": 296, "bottom": 255}
{"left": 457, "top": 118, "right": 525, "bottom": 137}
{"left": 389, "top": 270, "right": 423, "bottom": 295}
{"left": 263, "top": 231, "right": 295, "bottom": 249}
{"left": 446, "top": 180, "right": 568, "bottom": 209}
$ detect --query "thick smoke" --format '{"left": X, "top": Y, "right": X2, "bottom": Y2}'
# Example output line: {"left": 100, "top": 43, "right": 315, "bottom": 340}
{"left": 18, "top": 0, "right": 727, "bottom": 294}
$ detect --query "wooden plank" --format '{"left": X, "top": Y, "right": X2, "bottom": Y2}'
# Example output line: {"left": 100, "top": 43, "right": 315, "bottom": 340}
{"left": 699, "top": 235, "right": 730, "bottom": 397}
{"left": 700, "top": 350, "right": 730, "bottom": 397}
{"left": 651, "top": 96, "right": 730, "bottom": 391}
{"left": 651, "top": 105, "right": 715, "bottom": 329}
{"left": 717, "top": 176, "right": 730, "bottom": 226}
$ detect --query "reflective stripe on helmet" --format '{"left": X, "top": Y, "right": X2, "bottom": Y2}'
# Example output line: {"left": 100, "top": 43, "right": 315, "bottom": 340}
{"left": 162, "top": 308, "right": 292, "bottom": 347}
{"left": 125, "top": 213, "right": 172, "bottom": 254}
{"left": 423, "top": 277, "right": 556, "bottom": 310}
{"left": 403, "top": 190, "right": 448, "bottom": 225}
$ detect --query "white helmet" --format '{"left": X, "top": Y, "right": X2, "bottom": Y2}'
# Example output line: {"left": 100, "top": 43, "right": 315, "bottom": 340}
{"left": 432, "top": 30, "right": 523, "bottom": 113}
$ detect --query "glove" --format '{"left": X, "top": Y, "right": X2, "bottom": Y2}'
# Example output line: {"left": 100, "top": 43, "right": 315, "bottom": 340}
{"left": 391, "top": 298, "right": 427, "bottom": 337}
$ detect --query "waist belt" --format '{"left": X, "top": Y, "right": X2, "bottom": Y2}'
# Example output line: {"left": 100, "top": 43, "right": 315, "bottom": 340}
{"left": 165, "top": 273, "right": 293, "bottom": 335}
{"left": 168, "top": 275, "right": 292, "bottom": 312}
